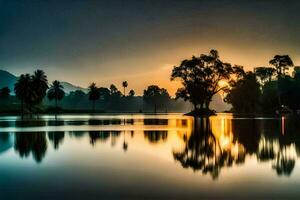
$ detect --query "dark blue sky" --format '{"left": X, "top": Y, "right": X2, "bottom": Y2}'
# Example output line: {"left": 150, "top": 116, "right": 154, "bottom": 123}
{"left": 1, "top": 0, "right": 300, "bottom": 94}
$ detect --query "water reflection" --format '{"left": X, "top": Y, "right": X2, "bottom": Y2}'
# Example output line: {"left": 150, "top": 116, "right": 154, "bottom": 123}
{"left": 1, "top": 115, "right": 300, "bottom": 178}
{"left": 144, "top": 131, "right": 168, "bottom": 143}
{"left": 48, "top": 131, "right": 65, "bottom": 149}
{"left": 174, "top": 117, "right": 245, "bottom": 179}
{"left": 14, "top": 132, "right": 47, "bottom": 163}
{"left": 89, "top": 131, "right": 112, "bottom": 145}
{"left": 0, "top": 132, "right": 13, "bottom": 154}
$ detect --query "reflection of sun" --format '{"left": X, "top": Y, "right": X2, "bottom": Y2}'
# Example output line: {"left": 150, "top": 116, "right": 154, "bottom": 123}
{"left": 220, "top": 134, "right": 231, "bottom": 149}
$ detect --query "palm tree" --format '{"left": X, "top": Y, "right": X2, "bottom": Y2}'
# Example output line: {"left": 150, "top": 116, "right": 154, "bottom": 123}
{"left": 122, "top": 81, "right": 128, "bottom": 96}
{"left": 32, "top": 70, "right": 48, "bottom": 103}
{"left": 48, "top": 80, "right": 65, "bottom": 117}
{"left": 14, "top": 74, "right": 34, "bottom": 118}
{"left": 88, "top": 83, "right": 100, "bottom": 113}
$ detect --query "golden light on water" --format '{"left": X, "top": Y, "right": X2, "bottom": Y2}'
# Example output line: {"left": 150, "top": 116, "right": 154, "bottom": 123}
{"left": 210, "top": 116, "right": 245, "bottom": 158}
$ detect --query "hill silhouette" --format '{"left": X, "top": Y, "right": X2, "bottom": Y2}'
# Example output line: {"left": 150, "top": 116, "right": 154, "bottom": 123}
{"left": 0, "top": 70, "right": 17, "bottom": 92}
{"left": 0, "top": 69, "right": 88, "bottom": 94}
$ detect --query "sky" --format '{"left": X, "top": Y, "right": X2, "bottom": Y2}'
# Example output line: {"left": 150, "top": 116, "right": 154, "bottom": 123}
{"left": 1, "top": 0, "right": 300, "bottom": 95}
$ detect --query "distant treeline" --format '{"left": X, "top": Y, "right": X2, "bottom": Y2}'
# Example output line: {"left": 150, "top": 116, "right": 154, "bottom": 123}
{"left": 0, "top": 74, "right": 191, "bottom": 115}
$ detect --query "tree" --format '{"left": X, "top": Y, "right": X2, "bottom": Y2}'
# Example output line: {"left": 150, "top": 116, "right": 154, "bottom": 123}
{"left": 88, "top": 83, "right": 100, "bottom": 112}
{"left": 269, "top": 55, "right": 294, "bottom": 107}
{"left": 122, "top": 81, "right": 128, "bottom": 96}
{"left": 128, "top": 89, "right": 135, "bottom": 97}
{"left": 110, "top": 84, "right": 119, "bottom": 95}
{"left": 32, "top": 70, "right": 48, "bottom": 104}
{"left": 171, "top": 49, "right": 238, "bottom": 112}
{"left": 0, "top": 87, "right": 10, "bottom": 98}
{"left": 254, "top": 67, "right": 276, "bottom": 85}
{"left": 261, "top": 81, "right": 280, "bottom": 113}
{"left": 269, "top": 55, "right": 294, "bottom": 77}
{"left": 98, "top": 87, "right": 110, "bottom": 102}
{"left": 143, "top": 85, "right": 170, "bottom": 113}
{"left": 47, "top": 80, "right": 65, "bottom": 116}
{"left": 225, "top": 72, "right": 261, "bottom": 113}
{"left": 109, "top": 84, "right": 122, "bottom": 109}
{"left": 14, "top": 71, "right": 49, "bottom": 117}
{"left": 14, "top": 74, "right": 36, "bottom": 117}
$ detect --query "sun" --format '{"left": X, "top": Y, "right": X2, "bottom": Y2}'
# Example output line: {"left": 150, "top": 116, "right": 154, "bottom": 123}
{"left": 218, "top": 80, "right": 228, "bottom": 88}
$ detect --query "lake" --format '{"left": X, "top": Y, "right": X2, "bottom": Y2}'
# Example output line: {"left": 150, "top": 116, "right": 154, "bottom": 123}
{"left": 0, "top": 113, "right": 300, "bottom": 199}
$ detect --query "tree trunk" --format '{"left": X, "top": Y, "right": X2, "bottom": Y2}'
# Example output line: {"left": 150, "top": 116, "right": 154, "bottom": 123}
{"left": 21, "top": 99, "right": 24, "bottom": 119}
{"left": 55, "top": 98, "right": 58, "bottom": 120}
{"left": 277, "top": 77, "right": 282, "bottom": 107}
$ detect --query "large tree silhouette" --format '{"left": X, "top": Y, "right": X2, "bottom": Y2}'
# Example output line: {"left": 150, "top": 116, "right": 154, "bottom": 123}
{"left": 14, "top": 70, "right": 48, "bottom": 117}
{"left": 32, "top": 70, "right": 48, "bottom": 104}
{"left": 269, "top": 55, "right": 294, "bottom": 107}
{"left": 14, "top": 74, "right": 35, "bottom": 117}
{"left": 171, "top": 49, "right": 240, "bottom": 112}
{"left": 225, "top": 72, "right": 261, "bottom": 113}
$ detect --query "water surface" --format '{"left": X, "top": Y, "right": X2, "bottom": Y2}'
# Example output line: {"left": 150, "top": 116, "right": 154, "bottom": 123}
{"left": 1, "top": 114, "right": 300, "bottom": 199}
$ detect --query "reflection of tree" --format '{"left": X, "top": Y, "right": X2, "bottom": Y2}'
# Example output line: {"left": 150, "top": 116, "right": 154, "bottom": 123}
{"left": 144, "top": 119, "right": 168, "bottom": 125}
{"left": 89, "top": 131, "right": 121, "bottom": 146}
{"left": 173, "top": 117, "right": 245, "bottom": 180}
{"left": 231, "top": 118, "right": 260, "bottom": 155}
{"left": 88, "top": 119, "right": 121, "bottom": 125}
{"left": 272, "top": 146, "right": 295, "bottom": 176}
{"left": 69, "top": 131, "right": 86, "bottom": 138}
{"left": 48, "top": 131, "right": 65, "bottom": 149}
{"left": 111, "top": 131, "right": 120, "bottom": 147}
{"left": 15, "top": 120, "right": 46, "bottom": 127}
{"left": 14, "top": 132, "right": 47, "bottom": 163}
{"left": 257, "top": 138, "right": 275, "bottom": 161}
{"left": 123, "top": 132, "right": 128, "bottom": 152}
{"left": 236, "top": 117, "right": 297, "bottom": 176}
{"left": 144, "top": 131, "right": 167, "bottom": 143}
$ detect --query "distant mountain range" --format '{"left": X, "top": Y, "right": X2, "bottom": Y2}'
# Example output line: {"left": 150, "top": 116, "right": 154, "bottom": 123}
{"left": 0, "top": 69, "right": 88, "bottom": 94}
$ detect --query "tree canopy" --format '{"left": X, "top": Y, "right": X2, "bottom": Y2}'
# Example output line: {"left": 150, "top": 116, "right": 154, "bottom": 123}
{"left": 171, "top": 49, "right": 241, "bottom": 111}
